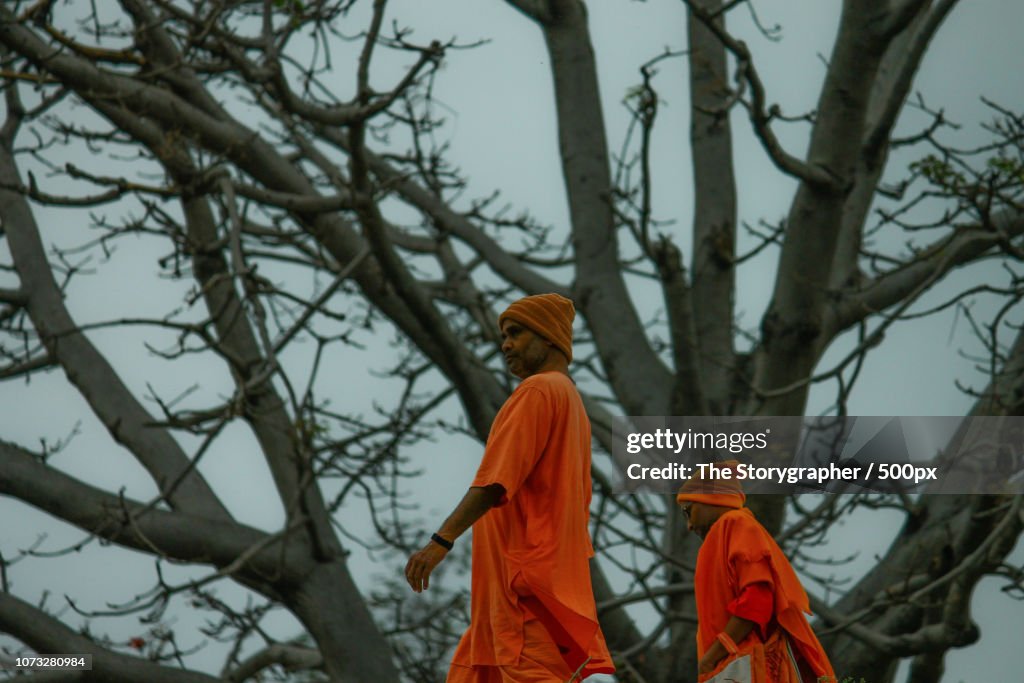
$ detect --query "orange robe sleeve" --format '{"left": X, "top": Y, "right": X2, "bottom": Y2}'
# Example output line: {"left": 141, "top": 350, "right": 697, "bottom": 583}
{"left": 728, "top": 582, "right": 774, "bottom": 638}
{"left": 470, "top": 385, "right": 552, "bottom": 502}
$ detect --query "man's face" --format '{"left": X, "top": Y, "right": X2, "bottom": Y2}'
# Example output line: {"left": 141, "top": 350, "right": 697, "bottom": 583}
{"left": 500, "top": 319, "right": 552, "bottom": 379}
{"left": 681, "top": 501, "right": 717, "bottom": 539}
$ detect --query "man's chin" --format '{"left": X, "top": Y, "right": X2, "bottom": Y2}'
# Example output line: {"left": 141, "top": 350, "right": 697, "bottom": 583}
{"left": 505, "top": 363, "right": 526, "bottom": 379}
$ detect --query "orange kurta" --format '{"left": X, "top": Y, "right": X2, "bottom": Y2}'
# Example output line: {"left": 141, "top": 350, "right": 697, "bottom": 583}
{"left": 694, "top": 508, "right": 835, "bottom": 683}
{"left": 449, "top": 372, "right": 614, "bottom": 680}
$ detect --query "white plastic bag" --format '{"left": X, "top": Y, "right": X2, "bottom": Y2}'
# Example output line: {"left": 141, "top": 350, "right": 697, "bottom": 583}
{"left": 706, "top": 654, "right": 753, "bottom": 683}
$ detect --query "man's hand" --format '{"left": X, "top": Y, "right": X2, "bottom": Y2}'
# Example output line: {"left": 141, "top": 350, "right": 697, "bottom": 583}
{"left": 405, "top": 541, "right": 449, "bottom": 592}
{"left": 697, "top": 616, "right": 755, "bottom": 678}
{"left": 405, "top": 485, "right": 504, "bottom": 593}
{"left": 698, "top": 648, "right": 723, "bottom": 676}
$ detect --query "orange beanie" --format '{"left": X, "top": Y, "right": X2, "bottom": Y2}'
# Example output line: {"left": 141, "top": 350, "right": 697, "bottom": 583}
{"left": 676, "top": 459, "right": 746, "bottom": 509}
{"left": 498, "top": 293, "right": 575, "bottom": 362}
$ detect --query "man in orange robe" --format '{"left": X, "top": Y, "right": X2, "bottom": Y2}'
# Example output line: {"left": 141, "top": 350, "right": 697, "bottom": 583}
{"left": 406, "top": 293, "right": 615, "bottom": 682}
{"left": 677, "top": 461, "right": 836, "bottom": 683}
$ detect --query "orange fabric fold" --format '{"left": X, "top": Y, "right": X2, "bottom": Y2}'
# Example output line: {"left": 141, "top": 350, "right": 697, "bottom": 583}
{"left": 728, "top": 582, "right": 774, "bottom": 638}
{"left": 447, "top": 618, "right": 576, "bottom": 683}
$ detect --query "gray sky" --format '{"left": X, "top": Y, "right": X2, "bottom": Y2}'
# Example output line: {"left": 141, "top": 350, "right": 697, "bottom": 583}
{"left": 2, "top": 1, "right": 1023, "bottom": 681}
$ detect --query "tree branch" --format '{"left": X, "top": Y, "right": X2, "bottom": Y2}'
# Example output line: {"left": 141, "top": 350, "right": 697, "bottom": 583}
{"left": 831, "top": 0, "right": 959, "bottom": 294}
{"left": 686, "top": 0, "right": 738, "bottom": 414}
{"left": 681, "top": 0, "right": 837, "bottom": 189}
{"left": 863, "top": 0, "right": 959, "bottom": 158}
{"left": 0, "top": 592, "right": 221, "bottom": 683}
{"left": 0, "top": 438, "right": 308, "bottom": 583}
{"left": 504, "top": 0, "right": 552, "bottom": 23}
{"left": 0, "top": 115, "right": 231, "bottom": 522}
{"left": 0, "top": 5, "right": 510, "bottom": 442}
{"left": 0, "top": 352, "right": 56, "bottom": 380}
{"left": 536, "top": 0, "right": 674, "bottom": 415}
{"left": 0, "top": 287, "right": 26, "bottom": 305}
{"left": 746, "top": 0, "right": 910, "bottom": 414}
{"left": 225, "top": 643, "right": 323, "bottom": 682}
{"left": 268, "top": 45, "right": 442, "bottom": 128}
{"left": 829, "top": 209, "right": 1024, "bottom": 334}
{"left": 354, "top": 143, "right": 566, "bottom": 296}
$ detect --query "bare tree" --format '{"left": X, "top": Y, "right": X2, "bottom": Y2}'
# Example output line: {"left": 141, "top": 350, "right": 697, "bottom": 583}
{"left": 0, "top": 1, "right": 1021, "bottom": 682}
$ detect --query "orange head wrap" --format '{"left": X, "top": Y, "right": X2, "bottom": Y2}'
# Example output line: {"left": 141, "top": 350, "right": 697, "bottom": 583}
{"left": 676, "top": 459, "right": 746, "bottom": 509}
{"left": 498, "top": 293, "right": 575, "bottom": 362}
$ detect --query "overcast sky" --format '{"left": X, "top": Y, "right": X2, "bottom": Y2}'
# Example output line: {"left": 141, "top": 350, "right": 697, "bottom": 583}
{"left": 2, "top": 1, "right": 1023, "bottom": 681}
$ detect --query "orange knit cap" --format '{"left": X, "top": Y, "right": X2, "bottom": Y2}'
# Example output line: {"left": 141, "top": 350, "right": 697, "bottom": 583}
{"left": 498, "top": 293, "right": 575, "bottom": 362}
{"left": 676, "top": 459, "right": 746, "bottom": 509}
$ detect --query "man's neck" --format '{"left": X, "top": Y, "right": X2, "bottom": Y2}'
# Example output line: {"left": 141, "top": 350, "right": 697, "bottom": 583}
{"left": 527, "top": 363, "right": 570, "bottom": 379}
